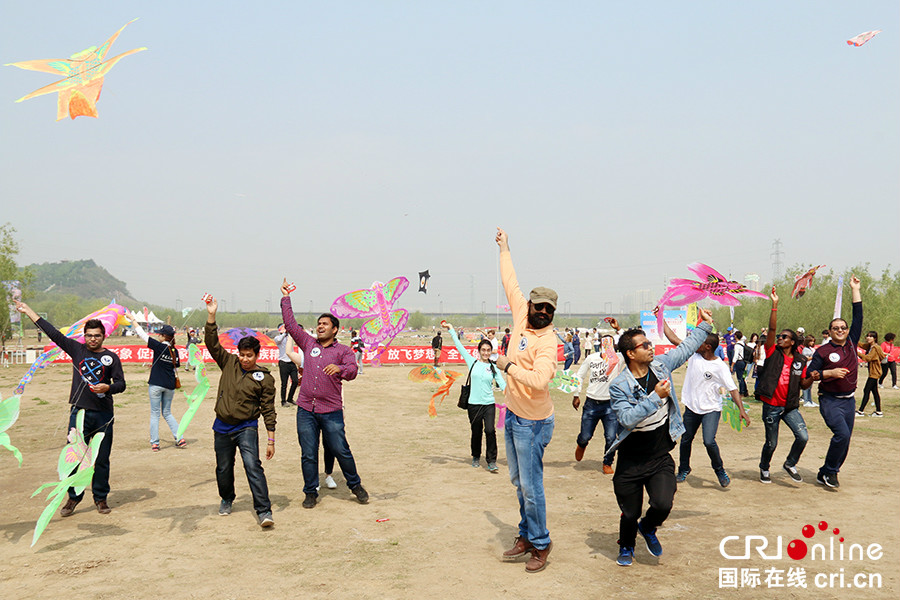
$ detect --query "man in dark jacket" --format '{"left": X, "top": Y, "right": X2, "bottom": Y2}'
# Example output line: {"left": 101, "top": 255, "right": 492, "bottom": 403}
{"left": 205, "top": 296, "right": 277, "bottom": 527}
{"left": 16, "top": 300, "right": 126, "bottom": 517}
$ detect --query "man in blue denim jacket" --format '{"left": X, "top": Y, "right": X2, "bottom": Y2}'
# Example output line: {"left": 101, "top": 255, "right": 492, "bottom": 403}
{"left": 605, "top": 308, "right": 715, "bottom": 566}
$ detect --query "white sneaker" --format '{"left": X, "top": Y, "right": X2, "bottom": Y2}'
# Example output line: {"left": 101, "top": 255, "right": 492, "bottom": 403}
{"left": 878, "top": 384, "right": 884, "bottom": 388}
{"left": 893, "top": 386, "right": 899, "bottom": 390}
{"left": 324, "top": 475, "right": 338, "bottom": 489}
{"left": 855, "top": 410, "right": 865, "bottom": 417}
{"left": 871, "top": 411, "right": 884, "bottom": 418}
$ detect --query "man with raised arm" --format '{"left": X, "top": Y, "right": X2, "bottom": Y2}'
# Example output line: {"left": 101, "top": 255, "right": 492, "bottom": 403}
{"left": 493, "top": 227, "right": 559, "bottom": 574}
{"left": 16, "top": 300, "right": 126, "bottom": 517}
{"left": 807, "top": 276, "right": 863, "bottom": 489}
{"left": 205, "top": 296, "right": 277, "bottom": 528}
{"left": 606, "top": 307, "right": 715, "bottom": 567}
{"left": 280, "top": 279, "right": 367, "bottom": 509}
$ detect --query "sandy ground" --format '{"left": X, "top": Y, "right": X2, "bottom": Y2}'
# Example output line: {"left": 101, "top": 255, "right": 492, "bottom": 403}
{"left": 1, "top": 354, "right": 898, "bottom": 600}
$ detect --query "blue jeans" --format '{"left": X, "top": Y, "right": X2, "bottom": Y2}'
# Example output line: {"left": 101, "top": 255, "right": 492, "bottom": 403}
{"left": 68, "top": 408, "right": 114, "bottom": 502}
{"left": 504, "top": 410, "right": 554, "bottom": 550}
{"left": 148, "top": 385, "right": 180, "bottom": 444}
{"left": 759, "top": 403, "right": 808, "bottom": 471}
{"left": 296, "top": 408, "right": 361, "bottom": 495}
{"left": 214, "top": 426, "right": 271, "bottom": 515}
{"left": 679, "top": 407, "right": 723, "bottom": 473}
{"left": 818, "top": 394, "right": 855, "bottom": 475}
{"left": 576, "top": 399, "right": 617, "bottom": 466}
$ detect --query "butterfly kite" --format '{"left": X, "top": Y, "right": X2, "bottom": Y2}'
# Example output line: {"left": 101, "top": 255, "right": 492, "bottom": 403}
{"left": 418, "top": 270, "right": 430, "bottom": 294}
{"left": 721, "top": 394, "right": 746, "bottom": 432}
{"left": 31, "top": 409, "right": 105, "bottom": 546}
{"left": 791, "top": 265, "right": 825, "bottom": 300}
{"left": 0, "top": 393, "right": 23, "bottom": 466}
{"left": 330, "top": 277, "right": 409, "bottom": 347}
{"left": 16, "top": 303, "right": 129, "bottom": 396}
{"left": 655, "top": 263, "right": 767, "bottom": 336}
{"left": 408, "top": 365, "right": 463, "bottom": 417}
{"left": 175, "top": 343, "right": 211, "bottom": 440}
{"left": 5, "top": 19, "right": 146, "bottom": 120}
{"left": 551, "top": 369, "right": 582, "bottom": 394}
{"left": 847, "top": 30, "right": 881, "bottom": 47}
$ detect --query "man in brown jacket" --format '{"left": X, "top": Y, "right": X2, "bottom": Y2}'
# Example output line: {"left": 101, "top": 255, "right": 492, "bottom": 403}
{"left": 205, "top": 296, "right": 277, "bottom": 527}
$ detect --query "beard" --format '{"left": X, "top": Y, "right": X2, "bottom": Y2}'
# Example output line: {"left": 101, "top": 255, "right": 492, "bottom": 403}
{"left": 527, "top": 311, "right": 553, "bottom": 329}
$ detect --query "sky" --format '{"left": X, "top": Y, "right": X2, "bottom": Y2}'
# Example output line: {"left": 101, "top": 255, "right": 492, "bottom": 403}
{"left": 1, "top": 1, "right": 897, "bottom": 316}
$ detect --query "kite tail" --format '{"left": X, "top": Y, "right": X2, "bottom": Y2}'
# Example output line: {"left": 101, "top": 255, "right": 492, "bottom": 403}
{"left": 496, "top": 404, "right": 506, "bottom": 429}
{"left": 15, "top": 348, "right": 60, "bottom": 395}
{"left": 428, "top": 373, "right": 458, "bottom": 417}
{"left": 31, "top": 491, "right": 67, "bottom": 547}
{"left": 0, "top": 435, "right": 22, "bottom": 466}
{"left": 175, "top": 344, "right": 211, "bottom": 440}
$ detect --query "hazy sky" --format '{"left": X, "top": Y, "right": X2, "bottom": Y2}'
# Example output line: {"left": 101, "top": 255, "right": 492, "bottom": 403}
{"left": 2, "top": 1, "right": 897, "bottom": 315}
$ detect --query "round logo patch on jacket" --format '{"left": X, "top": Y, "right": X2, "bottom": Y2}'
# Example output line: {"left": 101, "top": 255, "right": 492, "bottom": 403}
{"left": 100, "top": 355, "right": 114, "bottom": 366}
{"left": 828, "top": 352, "right": 840, "bottom": 363}
{"left": 310, "top": 347, "right": 322, "bottom": 358}
{"left": 518, "top": 337, "right": 528, "bottom": 351}
{"left": 252, "top": 371, "right": 264, "bottom": 381}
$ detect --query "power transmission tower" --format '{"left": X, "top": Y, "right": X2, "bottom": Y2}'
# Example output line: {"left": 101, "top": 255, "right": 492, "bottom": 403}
{"left": 771, "top": 239, "right": 784, "bottom": 281}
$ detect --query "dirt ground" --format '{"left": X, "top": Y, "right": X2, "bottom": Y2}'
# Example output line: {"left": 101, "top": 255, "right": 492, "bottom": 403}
{"left": 1, "top": 351, "right": 898, "bottom": 599}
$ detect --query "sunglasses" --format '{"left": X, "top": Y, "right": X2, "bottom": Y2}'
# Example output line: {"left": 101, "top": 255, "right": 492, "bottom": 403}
{"left": 776, "top": 334, "right": 792, "bottom": 340}
{"left": 635, "top": 341, "right": 653, "bottom": 350}
{"left": 532, "top": 303, "right": 555, "bottom": 314}
{"left": 831, "top": 325, "right": 848, "bottom": 332}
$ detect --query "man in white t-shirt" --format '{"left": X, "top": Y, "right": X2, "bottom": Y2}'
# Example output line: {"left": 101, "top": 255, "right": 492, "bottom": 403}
{"left": 676, "top": 332, "right": 751, "bottom": 487}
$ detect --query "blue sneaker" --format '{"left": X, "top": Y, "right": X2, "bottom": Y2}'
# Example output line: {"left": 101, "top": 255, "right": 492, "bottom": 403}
{"left": 676, "top": 469, "right": 690, "bottom": 483}
{"left": 716, "top": 469, "right": 731, "bottom": 488}
{"left": 616, "top": 546, "right": 634, "bottom": 566}
{"left": 638, "top": 520, "right": 663, "bottom": 557}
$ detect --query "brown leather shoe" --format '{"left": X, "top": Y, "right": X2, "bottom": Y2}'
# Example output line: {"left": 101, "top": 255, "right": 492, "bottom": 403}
{"left": 502, "top": 536, "right": 534, "bottom": 561}
{"left": 95, "top": 499, "right": 112, "bottom": 514}
{"left": 525, "top": 542, "right": 552, "bottom": 573}
{"left": 60, "top": 498, "right": 80, "bottom": 517}
{"left": 602, "top": 464, "right": 614, "bottom": 475}
{"left": 575, "top": 445, "right": 585, "bottom": 461}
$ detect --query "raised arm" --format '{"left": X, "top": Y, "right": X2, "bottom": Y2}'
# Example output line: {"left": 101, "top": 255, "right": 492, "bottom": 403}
{"left": 765, "top": 286, "right": 778, "bottom": 352}
{"left": 653, "top": 307, "right": 682, "bottom": 345}
{"left": 444, "top": 322, "right": 476, "bottom": 369}
{"left": 848, "top": 276, "right": 863, "bottom": 345}
{"left": 657, "top": 309, "right": 714, "bottom": 371}
{"left": 280, "top": 279, "right": 313, "bottom": 351}
{"left": 204, "top": 297, "right": 231, "bottom": 369}
{"left": 496, "top": 228, "right": 527, "bottom": 320}
{"left": 128, "top": 311, "right": 150, "bottom": 343}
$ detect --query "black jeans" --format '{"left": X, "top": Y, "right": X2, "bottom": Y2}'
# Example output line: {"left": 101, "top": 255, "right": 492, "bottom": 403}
{"left": 613, "top": 453, "right": 676, "bottom": 548}
{"left": 733, "top": 360, "right": 748, "bottom": 396}
{"left": 214, "top": 427, "right": 271, "bottom": 515}
{"left": 278, "top": 360, "right": 299, "bottom": 404}
{"left": 878, "top": 362, "right": 896, "bottom": 387}
{"left": 68, "top": 408, "right": 114, "bottom": 502}
{"left": 467, "top": 403, "right": 497, "bottom": 462}
{"left": 859, "top": 377, "right": 881, "bottom": 412}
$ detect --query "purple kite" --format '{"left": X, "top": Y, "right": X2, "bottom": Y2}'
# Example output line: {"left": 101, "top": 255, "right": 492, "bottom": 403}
{"left": 656, "top": 263, "right": 767, "bottom": 335}
{"left": 330, "top": 277, "right": 410, "bottom": 348}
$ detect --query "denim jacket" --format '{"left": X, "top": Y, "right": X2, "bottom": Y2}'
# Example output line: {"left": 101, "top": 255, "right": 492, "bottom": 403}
{"left": 604, "top": 322, "right": 714, "bottom": 459}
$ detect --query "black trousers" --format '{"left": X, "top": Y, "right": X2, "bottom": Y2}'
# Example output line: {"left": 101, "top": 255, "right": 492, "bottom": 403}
{"left": 859, "top": 377, "right": 881, "bottom": 412}
{"left": 278, "top": 360, "right": 299, "bottom": 404}
{"left": 613, "top": 452, "right": 676, "bottom": 548}
{"left": 879, "top": 362, "right": 897, "bottom": 387}
{"left": 467, "top": 403, "right": 497, "bottom": 462}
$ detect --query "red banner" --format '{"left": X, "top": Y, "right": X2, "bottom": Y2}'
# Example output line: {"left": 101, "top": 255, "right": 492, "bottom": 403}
{"left": 42, "top": 345, "right": 568, "bottom": 365}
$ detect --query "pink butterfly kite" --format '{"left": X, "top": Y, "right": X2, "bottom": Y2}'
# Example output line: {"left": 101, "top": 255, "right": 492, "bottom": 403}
{"left": 330, "top": 277, "right": 409, "bottom": 347}
{"left": 656, "top": 263, "right": 768, "bottom": 335}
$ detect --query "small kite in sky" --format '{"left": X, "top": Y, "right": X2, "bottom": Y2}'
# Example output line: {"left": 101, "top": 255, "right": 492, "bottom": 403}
{"left": 847, "top": 30, "right": 881, "bottom": 47}
{"left": 5, "top": 19, "right": 146, "bottom": 120}
{"left": 791, "top": 264, "right": 825, "bottom": 299}
{"left": 0, "top": 393, "right": 23, "bottom": 466}
{"left": 31, "top": 409, "right": 105, "bottom": 546}
{"left": 497, "top": 304, "right": 511, "bottom": 313}
{"left": 418, "top": 270, "right": 430, "bottom": 294}
{"left": 656, "top": 263, "right": 767, "bottom": 336}
{"left": 330, "top": 277, "right": 410, "bottom": 348}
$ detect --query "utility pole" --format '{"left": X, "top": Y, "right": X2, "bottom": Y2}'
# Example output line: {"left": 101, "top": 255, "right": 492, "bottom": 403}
{"left": 771, "top": 239, "right": 784, "bottom": 281}
{"left": 470, "top": 275, "right": 475, "bottom": 314}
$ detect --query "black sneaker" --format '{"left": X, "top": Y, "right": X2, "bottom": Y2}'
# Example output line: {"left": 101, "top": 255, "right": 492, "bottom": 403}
{"left": 351, "top": 484, "right": 369, "bottom": 504}
{"left": 783, "top": 463, "right": 802, "bottom": 482}
{"left": 759, "top": 469, "right": 771, "bottom": 484}
{"left": 822, "top": 472, "right": 840, "bottom": 488}
{"left": 302, "top": 493, "right": 318, "bottom": 508}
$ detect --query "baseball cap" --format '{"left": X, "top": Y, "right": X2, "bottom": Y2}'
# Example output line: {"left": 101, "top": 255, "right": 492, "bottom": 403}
{"left": 529, "top": 287, "right": 558, "bottom": 309}
{"left": 159, "top": 325, "right": 176, "bottom": 337}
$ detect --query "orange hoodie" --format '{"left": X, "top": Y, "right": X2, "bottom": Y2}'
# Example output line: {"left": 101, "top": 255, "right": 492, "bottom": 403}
{"left": 500, "top": 250, "right": 557, "bottom": 420}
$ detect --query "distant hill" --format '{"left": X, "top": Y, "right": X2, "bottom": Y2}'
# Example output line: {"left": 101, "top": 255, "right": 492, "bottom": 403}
{"left": 26, "top": 259, "right": 139, "bottom": 305}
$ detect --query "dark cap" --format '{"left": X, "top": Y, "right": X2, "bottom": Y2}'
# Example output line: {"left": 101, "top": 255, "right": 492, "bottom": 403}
{"left": 529, "top": 287, "right": 558, "bottom": 309}
{"left": 159, "top": 325, "right": 176, "bottom": 337}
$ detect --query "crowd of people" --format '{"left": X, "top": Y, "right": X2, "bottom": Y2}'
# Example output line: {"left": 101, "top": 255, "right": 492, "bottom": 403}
{"left": 10, "top": 226, "right": 891, "bottom": 573}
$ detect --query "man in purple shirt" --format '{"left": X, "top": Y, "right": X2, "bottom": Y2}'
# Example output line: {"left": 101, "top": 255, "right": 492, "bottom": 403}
{"left": 808, "top": 276, "right": 863, "bottom": 489}
{"left": 280, "top": 279, "right": 368, "bottom": 509}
